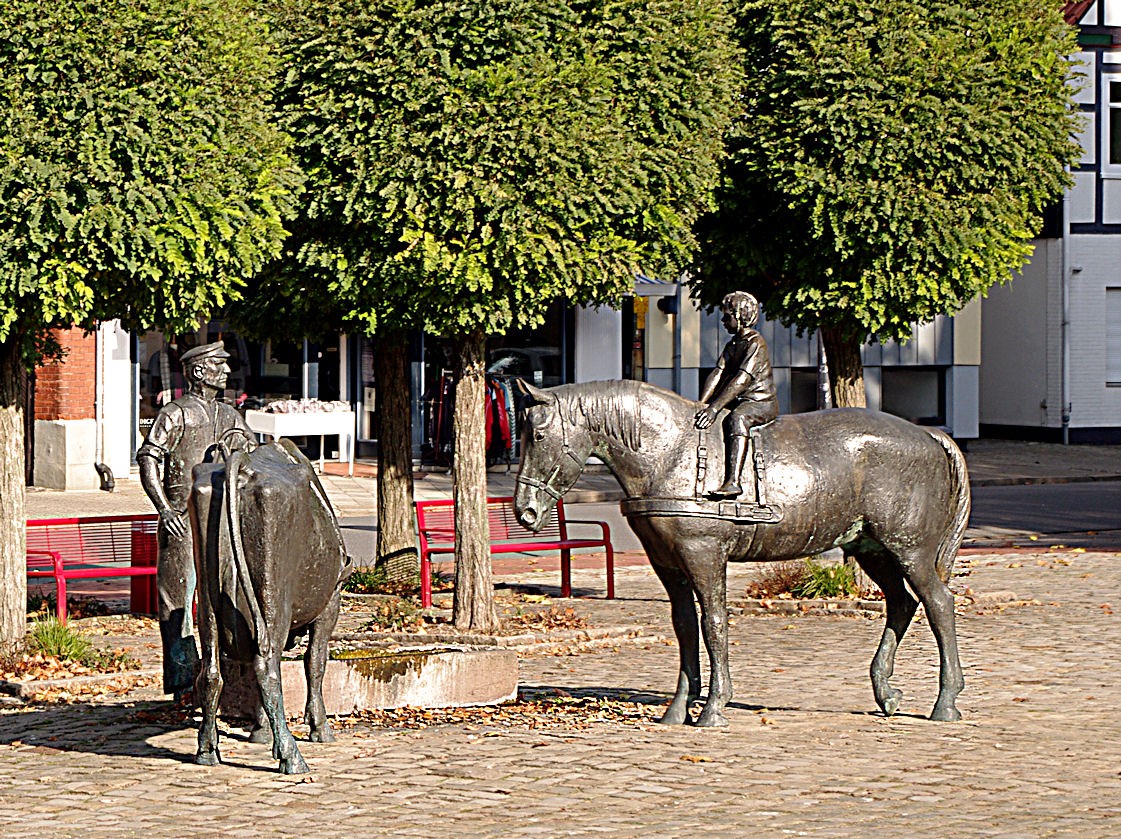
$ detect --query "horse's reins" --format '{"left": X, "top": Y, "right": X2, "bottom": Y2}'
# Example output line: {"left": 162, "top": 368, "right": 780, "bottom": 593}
{"left": 515, "top": 394, "right": 584, "bottom": 502}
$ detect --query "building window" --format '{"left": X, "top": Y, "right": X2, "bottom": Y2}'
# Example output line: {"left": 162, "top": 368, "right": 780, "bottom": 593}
{"left": 1106, "top": 76, "right": 1121, "bottom": 176}
{"left": 1107, "top": 288, "right": 1121, "bottom": 385}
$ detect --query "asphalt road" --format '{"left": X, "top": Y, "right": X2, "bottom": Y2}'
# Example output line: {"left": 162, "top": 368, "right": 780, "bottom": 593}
{"left": 966, "top": 481, "right": 1121, "bottom": 550}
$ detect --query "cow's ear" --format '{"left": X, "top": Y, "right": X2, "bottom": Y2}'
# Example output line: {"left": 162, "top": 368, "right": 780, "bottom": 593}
{"left": 515, "top": 378, "right": 551, "bottom": 406}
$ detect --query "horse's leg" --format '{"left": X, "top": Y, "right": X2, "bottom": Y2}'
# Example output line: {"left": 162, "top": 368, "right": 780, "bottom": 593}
{"left": 684, "top": 557, "right": 732, "bottom": 728}
{"left": 898, "top": 550, "right": 965, "bottom": 721}
{"left": 649, "top": 561, "right": 701, "bottom": 725}
{"left": 304, "top": 591, "right": 340, "bottom": 743}
{"left": 851, "top": 549, "right": 918, "bottom": 717}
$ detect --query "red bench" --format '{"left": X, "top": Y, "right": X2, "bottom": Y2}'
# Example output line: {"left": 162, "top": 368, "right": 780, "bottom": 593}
{"left": 415, "top": 496, "right": 615, "bottom": 608}
{"left": 26, "top": 514, "right": 159, "bottom": 622}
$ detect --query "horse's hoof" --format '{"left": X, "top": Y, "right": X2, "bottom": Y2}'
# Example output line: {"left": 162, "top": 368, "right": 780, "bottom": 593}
{"left": 930, "top": 705, "right": 962, "bottom": 722}
{"left": 248, "top": 728, "right": 272, "bottom": 745}
{"left": 195, "top": 750, "right": 221, "bottom": 766}
{"left": 878, "top": 688, "right": 903, "bottom": 717}
{"left": 692, "top": 710, "right": 729, "bottom": 728}
{"left": 308, "top": 728, "right": 336, "bottom": 744}
{"left": 280, "top": 754, "right": 310, "bottom": 775}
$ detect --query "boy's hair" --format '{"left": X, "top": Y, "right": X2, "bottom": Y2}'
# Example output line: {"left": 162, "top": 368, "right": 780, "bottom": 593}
{"left": 722, "top": 291, "right": 760, "bottom": 328}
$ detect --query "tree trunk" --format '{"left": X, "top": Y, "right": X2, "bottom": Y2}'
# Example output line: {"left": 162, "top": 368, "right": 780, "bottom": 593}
{"left": 373, "top": 330, "right": 419, "bottom": 581}
{"left": 0, "top": 337, "right": 27, "bottom": 650}
{"left": 819, "top": 326, "right": 866, "bottom": 408}
{"left": 450, "top": 330, "right": 499, "bottom": 632}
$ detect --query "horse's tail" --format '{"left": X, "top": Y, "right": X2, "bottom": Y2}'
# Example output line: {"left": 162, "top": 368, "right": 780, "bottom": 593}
{"left": 926, "top": 428, "right": 971, "bottom": 583}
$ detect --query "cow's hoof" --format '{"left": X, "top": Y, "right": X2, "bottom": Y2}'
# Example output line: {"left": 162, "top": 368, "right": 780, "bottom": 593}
{"left": 280, "top": 754, "right": 310, "bottom": 775}
{"left": 248, "top": 727, "right": 272, "bottom": 745}
{"left": 196, "top": 750, "right": 221, "bottom": 766}
{"left": 308, "top": 728, "right": 335, "bottom": 744}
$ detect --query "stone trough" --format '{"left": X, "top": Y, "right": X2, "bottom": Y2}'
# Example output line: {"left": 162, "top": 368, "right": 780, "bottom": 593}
{"left": 220, "top": 646, "right": 518, "bottom": 719}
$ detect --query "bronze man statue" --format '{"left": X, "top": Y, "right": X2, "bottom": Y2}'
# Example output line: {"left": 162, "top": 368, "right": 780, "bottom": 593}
{"left": 137, "top": 341, "right": 254, "bottom": 700}
{"left": 694, "top": 291, "right": 778, "bottom": 498}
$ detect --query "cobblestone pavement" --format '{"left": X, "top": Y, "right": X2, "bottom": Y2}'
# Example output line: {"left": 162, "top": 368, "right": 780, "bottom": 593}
{"left": 4, "top": 551, "right": 1121, "bottom": 837}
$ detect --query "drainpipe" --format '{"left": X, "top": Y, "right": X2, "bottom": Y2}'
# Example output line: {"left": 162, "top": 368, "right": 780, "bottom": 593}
{"left": 1060, "top": 168, "right": 1071, "bottom": 445}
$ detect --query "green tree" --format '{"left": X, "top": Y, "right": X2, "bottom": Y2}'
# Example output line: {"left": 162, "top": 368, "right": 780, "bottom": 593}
{"left": 269, "top": 0, "right": 742, "bottom": 630}
{"left": 694, "top": 0, "right": 1081, "bottom": 406}
{"left": 0, "top": 0, "right": 298, "bottom": 647}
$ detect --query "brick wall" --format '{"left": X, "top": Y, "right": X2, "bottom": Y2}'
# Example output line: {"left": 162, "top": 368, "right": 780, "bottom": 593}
{"left": 34, "top": 328, "right": 97, "bottom": 421}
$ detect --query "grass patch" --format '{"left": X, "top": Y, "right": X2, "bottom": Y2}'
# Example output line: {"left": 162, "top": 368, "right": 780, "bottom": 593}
{"left": 25, "top": 618, "right": 138, "bottom": 671}
{"left": 745, "top": 556, "right": 861, "bottom": 600}
{"left": 792, "top": 557, "right": 860, "bottom": 599}
{"left": 344, "top": 564, "right": 452, "bottom": 598}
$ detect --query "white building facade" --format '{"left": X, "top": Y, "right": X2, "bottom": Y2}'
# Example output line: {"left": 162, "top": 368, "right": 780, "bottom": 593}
{"left": 981, "top": 0, "right": 1121, "bottom": 442}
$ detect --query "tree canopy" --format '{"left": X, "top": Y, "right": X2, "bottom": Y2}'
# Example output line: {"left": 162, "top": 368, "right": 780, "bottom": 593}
{"left": 0, "top": 0, "right": 299, "bottom": 361}
{"left": 266, "top": 0, "right": 742, "bottom": 338}
{"left": 693, "top": 0, "right": 1081, "bottom": 399}
{"left": 0, "top": 0, "right": 300, "bottom": 647}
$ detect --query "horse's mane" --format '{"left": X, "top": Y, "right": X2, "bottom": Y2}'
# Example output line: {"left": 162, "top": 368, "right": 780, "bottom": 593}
{"left": 555, "top": 380, "right": 644, "bottom": 451}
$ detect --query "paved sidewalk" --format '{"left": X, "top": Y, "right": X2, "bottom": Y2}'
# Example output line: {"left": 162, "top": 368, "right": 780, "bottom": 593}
{"left": 3, "top": 551, "right": 1120, "bottom": 835}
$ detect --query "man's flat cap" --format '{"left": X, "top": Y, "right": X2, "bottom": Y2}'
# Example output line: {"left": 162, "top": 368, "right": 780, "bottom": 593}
{"left": 179, "top": 341, "right": 230, "bottom": 365}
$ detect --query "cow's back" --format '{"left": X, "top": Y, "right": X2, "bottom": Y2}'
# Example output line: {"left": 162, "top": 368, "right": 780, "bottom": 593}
{"left": 191, "top": 442, "right": 347, "bottom": 657}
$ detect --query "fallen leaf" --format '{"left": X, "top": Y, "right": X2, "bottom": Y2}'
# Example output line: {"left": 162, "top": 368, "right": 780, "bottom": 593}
{"left": 680, "top": 755, "right": 712, "bottom": 763}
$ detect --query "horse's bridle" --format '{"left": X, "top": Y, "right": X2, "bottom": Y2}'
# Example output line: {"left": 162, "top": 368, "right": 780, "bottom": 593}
{"left": 515, "top": 395, "right": 584, "bottom": 502}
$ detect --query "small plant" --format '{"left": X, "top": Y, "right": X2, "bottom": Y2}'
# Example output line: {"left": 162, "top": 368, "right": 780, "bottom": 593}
{"left": 792, "top": 557, "right": 860, "bottom": 600}
{"left": 343, "top": 565, "right": 392, "bottom": 594}
{"left": 361, "top": 598, "right": 426, "bottom": 632}
{"left": 344, "top": 563, "right": 453, "bottom": 597}
{"left": 26, "top": 618, "right": 137, "bottom": 671}
{"left": 744, "top": 561, "right": 808, "bottom": 599}
{"left": 28, "top": 618, "right": 96, "bottom": 662}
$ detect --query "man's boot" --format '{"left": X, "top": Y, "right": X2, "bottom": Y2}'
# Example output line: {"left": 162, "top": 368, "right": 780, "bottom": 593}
{"left": 712, "top": 434, "right": 748, "bottom": 498}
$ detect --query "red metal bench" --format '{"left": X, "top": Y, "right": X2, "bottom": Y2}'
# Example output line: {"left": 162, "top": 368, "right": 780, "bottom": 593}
{"left": 415, "top": 496, "right": 615, "bottom": 608}
{"left": 26, "top": 514, "right": 159, "bottom": 622}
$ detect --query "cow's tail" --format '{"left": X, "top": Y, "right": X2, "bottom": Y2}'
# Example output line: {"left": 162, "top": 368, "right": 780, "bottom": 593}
{"left": 926, "top": 428, "right": 971, "bottom": 584}
{"left": 225, "top": 449, "right": 267, "bottom": 646}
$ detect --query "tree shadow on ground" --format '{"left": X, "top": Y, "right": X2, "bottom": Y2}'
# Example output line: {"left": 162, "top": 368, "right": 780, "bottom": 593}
{"left": 0, "top": 699, "right": 292, "bottom": 773}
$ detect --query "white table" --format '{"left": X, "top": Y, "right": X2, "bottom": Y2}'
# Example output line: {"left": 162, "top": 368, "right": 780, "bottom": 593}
{"left": 244, "top": 410, "right": 355, "bottom": 476}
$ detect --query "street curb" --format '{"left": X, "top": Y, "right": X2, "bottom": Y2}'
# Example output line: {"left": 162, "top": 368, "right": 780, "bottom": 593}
{"left": 0, "top": 667, "right": 162, "bottom": 700}
{"left": 968, "top": 474, "right": 1121, "bottom": 487}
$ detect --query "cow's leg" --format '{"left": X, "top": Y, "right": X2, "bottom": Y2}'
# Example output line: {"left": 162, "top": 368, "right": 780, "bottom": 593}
{"left": 254, "top": 635, "right": 308, "bottom": 774}
{"left": 248, "top": 686, "right": 271, "bottom": 744}
{"left": 194, "top": 584, "right": 223, "bottom": 766}
{"left": 305, "top": 591, "right": 341, "bottom": 743}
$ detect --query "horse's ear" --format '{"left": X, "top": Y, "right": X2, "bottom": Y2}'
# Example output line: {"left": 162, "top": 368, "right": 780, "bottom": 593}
{"left": 515, "top": 378, "right": 551, "bottom": 406}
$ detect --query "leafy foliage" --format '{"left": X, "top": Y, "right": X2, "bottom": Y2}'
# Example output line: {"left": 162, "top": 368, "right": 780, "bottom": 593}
{"left": 264, "top": 0, "right": 743, "bottom": 338}
{"left": 693, "top": 0, "right": 1081, "bottom": 343}
{"left": 792, "top": 557, "right": 860, "bottom": 600}
{"left": 0, "top": 0, "right": 300, "bottom": 361}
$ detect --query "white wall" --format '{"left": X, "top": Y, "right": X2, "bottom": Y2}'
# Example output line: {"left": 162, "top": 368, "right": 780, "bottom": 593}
{"left": 1068, "top": 234, "right": 1121, "bottom": 428}
{"left": 980, "top": 242, "right": 1056, "bottom": 427}
{"left": 98, "top": 320, "right": 134, "bottom": 480}
{"left": 574, "top": 304, "right": 622, "bottom": 382}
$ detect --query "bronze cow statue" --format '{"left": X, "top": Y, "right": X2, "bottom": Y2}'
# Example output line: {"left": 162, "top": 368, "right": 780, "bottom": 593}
{"left": 189, "top": 439, "right": 350, "bottom": 774}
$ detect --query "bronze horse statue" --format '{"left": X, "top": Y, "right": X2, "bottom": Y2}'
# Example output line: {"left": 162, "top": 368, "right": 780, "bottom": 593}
{"left": 513, "top": 380, "right": 969, "bottom": 726}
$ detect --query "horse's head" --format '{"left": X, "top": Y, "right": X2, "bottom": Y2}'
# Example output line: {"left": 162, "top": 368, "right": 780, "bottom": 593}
{"left": 514, "top": 381, "right": 591, "bottom": 532}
